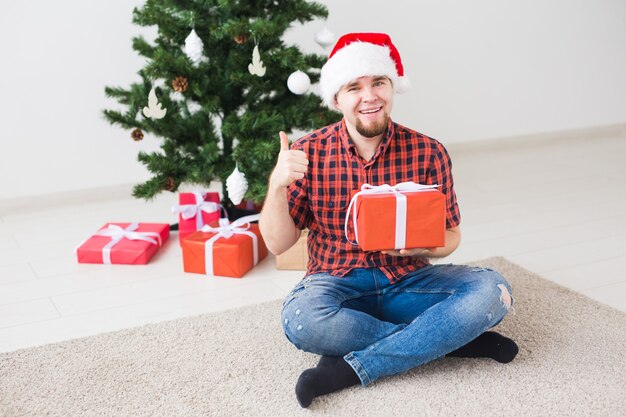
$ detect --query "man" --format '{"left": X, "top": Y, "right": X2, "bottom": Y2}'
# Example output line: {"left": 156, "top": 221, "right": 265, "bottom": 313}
{"left": 259, "top": 33, "right": 517, "bottom": 408}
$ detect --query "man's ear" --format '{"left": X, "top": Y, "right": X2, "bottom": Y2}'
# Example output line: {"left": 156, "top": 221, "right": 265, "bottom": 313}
{"left": 333, "top": 94, "right": 340, "bottom": 111}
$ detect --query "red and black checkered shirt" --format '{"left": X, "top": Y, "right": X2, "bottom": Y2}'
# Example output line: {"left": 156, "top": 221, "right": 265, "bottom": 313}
{"left": 287, "top": 118, "right": 461, "bottom": 284}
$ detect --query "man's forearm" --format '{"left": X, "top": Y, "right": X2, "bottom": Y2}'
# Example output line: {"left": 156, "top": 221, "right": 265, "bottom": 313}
{"left": 427, "top": 227, "right": 461, "bottom": 258}
{"left": 259, "top": 184, "right": 301, "bottom": 255}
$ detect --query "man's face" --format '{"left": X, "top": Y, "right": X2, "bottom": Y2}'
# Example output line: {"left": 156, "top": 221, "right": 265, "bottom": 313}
{"left": 334, "top": 76, "right": 394, "bottom": 139}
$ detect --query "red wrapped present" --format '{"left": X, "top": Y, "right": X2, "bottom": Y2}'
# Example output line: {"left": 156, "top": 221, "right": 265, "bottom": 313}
{"left": 182, "top": 215, "right": 267, "bottom": 278}
{"left": 76, "top": 222, "right": 169, "bottom": 264}
{"left": 344, "top": 182, "right": 446, "bottom": 252}
{"left": 171, "top": 191, "right": 224, "bottom": 243}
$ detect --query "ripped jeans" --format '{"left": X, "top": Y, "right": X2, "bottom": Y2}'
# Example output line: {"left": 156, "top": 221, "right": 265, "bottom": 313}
{"left": 281, "top": 264, "right": 513, "bottom": 386}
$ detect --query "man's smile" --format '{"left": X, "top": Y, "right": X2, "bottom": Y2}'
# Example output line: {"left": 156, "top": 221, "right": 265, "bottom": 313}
{"left": 359, "top": 106, "right": 382, "bottom": 115}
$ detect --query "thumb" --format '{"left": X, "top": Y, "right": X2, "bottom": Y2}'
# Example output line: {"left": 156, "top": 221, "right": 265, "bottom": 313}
{"left": 279, "top": 131, "right": 290, "bottom": 151}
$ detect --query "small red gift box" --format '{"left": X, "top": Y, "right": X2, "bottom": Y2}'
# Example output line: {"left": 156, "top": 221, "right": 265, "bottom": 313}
{"left": 345, "top": 183, "right": 446, "bottom": 252}
{"left": 76, "top": 222, "right": 169, "bottom": 264}
{"left": 171, "top": 191, "right": 223, "bottom": 243}
{"left": 181, "top": 215, "right": 267, "bottom": 278}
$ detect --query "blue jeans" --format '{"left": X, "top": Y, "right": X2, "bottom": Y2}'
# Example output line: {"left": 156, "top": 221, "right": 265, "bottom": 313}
{"left": 281, "top": 264, "right": 513, "bottom": 386}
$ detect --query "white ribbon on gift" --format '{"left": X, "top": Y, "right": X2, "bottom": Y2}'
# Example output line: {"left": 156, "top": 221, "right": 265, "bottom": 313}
{"left": 344, "top": 182, "right": 440, "bottom": 250}
{"left": 93, "top": 223, "right": 163, "bottom": 264}
{"left": 199, "top": 214, "right": 261, "bottom": 275}
{"left": 171, "top": 191, "right": 227, "bottom": 230}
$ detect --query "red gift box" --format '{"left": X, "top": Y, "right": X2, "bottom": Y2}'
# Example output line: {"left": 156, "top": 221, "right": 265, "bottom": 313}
{"left": 76, "top": 222, "right": 169, "bottom": 264}
{"left": 181, "top": 216, "right": 267, "bottom": 278}
{"left": 345, "top": 183, "right": 446, "bottom": 252}
{"left": 172, "top": 191, "right": 223, "bottom": 243}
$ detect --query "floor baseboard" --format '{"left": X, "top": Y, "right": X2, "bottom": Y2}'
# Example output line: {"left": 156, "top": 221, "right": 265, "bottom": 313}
{"left": 3, "top": 123, "right": 624, "bottom": 216}
{"left": 1, "top": 184, "right": 136, "bottom": 217}
{"left": 445, "top": 123, "right": 626, "bottom": 153}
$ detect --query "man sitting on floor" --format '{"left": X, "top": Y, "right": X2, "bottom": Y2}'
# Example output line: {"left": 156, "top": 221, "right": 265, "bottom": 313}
{"left": 259, "top": 32, "right": 518, "bottom": 408}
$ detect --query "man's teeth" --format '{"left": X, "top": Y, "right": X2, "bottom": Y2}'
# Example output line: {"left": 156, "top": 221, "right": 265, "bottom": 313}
{"left": 360, "top": 108, "right": 380, "bottom": 114}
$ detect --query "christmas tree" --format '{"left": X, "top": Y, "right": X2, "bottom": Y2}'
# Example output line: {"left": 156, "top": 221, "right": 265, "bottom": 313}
{"left": 103, "top": 0, "right": 338, "bottom": 211}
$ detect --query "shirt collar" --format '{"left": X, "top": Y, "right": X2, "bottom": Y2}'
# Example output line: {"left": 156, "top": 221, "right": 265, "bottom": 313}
{"left": 339, "top": 118, "right": 395, "bottom": 160}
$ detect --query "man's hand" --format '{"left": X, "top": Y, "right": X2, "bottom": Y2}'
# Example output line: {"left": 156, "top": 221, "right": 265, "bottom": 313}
{"left": 381, "top": 248, "right": 435, "bottom": 258}
{"left": 381, "top": 227, "right": 462, "bottom": 259}
{"left": 260, "top": 131, "right": 307, "bottom": 255}
{"left": 269, "top": 131, "right": 309, "bottom": 189}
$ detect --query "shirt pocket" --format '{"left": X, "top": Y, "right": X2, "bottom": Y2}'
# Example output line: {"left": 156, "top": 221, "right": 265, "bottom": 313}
{"left": 310, "top": 195, "right": 350, "bottom": 236}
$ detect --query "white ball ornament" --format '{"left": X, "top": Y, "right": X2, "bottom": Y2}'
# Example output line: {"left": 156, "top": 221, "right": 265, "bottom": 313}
{"left": 287, "top": 70, "right": 311, "bottom": 95}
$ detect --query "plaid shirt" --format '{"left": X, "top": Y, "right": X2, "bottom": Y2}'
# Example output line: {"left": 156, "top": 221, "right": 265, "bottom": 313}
{"left": 287, "top": 118, "right": 461, "bottom": 284}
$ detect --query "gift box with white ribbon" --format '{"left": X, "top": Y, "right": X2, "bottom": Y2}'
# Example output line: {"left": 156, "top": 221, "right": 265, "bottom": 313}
{"left": 181, "top": 215, "right": 267, "bottom": 278}
{"left": 76, "top": 222, "right": 169, "bottom": 264}
{"left": 171, "top": 191, "right": 224, "bottom": 243}
{"left": 344, "top": 182, "right": 446, "bottom": 252}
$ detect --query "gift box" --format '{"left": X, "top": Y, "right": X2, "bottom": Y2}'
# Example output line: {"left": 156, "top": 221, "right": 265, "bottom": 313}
{"left": 76, "top": 222, "right": 169, "bottom": 264}
{"left": 345, "top": 182, "right": 446, "bottom": 252}
{"left": 171, "top": 191, "right": 223, "bottom": 243}
{"left": 181, "top": 215, "right": 268, "bottom": 278}
{"left": 276, "top": 229, "right": 309, "bottom": 270}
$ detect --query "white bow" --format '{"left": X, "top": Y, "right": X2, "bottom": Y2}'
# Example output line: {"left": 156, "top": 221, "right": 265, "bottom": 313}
{"left": 94, "top": 223, "right": 162, "bottom": 264}
{"left": 171, "top": 191, "right": 226, "bottom": 230}
{"left": 344, "top": 182, "right": 439, "bottom": 249}
{"left": 199, "top": 214, "right": 261, "bottom": 274}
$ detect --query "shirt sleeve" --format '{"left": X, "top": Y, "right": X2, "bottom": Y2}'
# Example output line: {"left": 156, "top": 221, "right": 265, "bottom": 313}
{"left": 286, "top": 141, "right": 313, "bottom": 230}
{"left": 428, "top": 142, "right": 461, "bottom": 228}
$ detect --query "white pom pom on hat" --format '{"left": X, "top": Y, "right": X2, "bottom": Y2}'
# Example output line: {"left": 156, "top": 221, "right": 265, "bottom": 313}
{"left": 320, "top": 33, "right": 410, "bottom": 109}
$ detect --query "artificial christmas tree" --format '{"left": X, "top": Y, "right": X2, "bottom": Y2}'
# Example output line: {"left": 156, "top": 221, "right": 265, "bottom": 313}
{"left": 103, "top": 0, "right": 338, "bottom": 215}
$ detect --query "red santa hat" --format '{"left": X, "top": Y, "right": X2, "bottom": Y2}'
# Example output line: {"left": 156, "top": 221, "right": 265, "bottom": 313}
{"left": 319, "top": 32, "right": 411, "bottom": 109}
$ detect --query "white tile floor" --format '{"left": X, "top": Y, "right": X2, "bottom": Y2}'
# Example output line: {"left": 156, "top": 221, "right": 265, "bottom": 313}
{"left": 1, "top": 129, "right": 625, "bottom": 353}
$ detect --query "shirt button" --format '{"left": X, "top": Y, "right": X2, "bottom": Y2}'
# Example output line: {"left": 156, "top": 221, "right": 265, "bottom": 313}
{"left": 328, "top": 201, "right": 334, "bottom": 208}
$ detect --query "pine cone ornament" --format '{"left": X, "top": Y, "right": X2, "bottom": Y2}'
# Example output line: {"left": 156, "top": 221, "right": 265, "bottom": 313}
{"left": 234, "top": 33, "right": 249, "bottom": 44}
{"left": 172, "top": 76, "right": 188, "bottom": 93}
{"left": 131, "top": 128, "right": 144, "bottom": 141}
{"left": 164, "top": 177, "right": 176, "bottom": 191}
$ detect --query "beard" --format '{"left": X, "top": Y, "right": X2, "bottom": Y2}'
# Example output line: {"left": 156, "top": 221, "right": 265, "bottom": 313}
{"left": 355, "top": 112, "right": 389, "bottom": 138}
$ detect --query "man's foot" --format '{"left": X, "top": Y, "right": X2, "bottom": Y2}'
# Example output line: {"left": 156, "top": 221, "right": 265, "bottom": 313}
{"left": 317, "top": 355, "right": 341, "bottom": 368}
{"left": 446, "top": 331, "right": 518, "bottom": 363}
{"left": 295, "top": 357, "right": 360, "bottom": 408}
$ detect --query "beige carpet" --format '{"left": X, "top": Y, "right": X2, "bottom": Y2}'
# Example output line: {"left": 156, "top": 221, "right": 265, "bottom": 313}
{"left": 1, "top": 257, "right": 625, "bottom": 417}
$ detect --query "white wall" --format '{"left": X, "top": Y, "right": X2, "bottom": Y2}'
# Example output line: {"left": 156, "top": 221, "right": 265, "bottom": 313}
{"left": 2, "top": 0, "right": 625, "bottom": 199}
{"left": 0, "top": 0, "right": 158, "bottom": 200}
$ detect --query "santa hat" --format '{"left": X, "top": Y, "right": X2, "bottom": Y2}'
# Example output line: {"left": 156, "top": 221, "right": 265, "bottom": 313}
{"left": 319, "top": 33, "right": 411, "bottom": 109}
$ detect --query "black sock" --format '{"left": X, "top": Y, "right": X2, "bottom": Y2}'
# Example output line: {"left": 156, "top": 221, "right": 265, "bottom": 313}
{"left": 295, "top": 357, "right": 360, "bottom": 408}
{"left": 446, "top": 331, "right": 519, "bottom": 363}
{"left": 317, "top": 355, "right": 341, "bottom": 368}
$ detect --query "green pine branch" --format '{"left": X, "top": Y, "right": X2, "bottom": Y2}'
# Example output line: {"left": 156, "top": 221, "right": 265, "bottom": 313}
{"left": 104, "top": 0, "right": 335, "bottom": 204}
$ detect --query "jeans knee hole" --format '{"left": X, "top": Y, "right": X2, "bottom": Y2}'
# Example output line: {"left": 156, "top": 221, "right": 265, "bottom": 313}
{"left": 468, "top": 266, "right": 494, "bottom": 273}
{"left": 497, "top": 284, "right": 512, "bottom": 309}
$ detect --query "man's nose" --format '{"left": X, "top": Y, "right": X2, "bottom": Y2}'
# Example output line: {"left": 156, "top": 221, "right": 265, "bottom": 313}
{"left": 360, "top": 86, "right": 376, "bottom": 101}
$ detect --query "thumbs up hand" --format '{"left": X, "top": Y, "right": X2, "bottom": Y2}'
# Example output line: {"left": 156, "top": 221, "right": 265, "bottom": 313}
{"left": 269, "top": 131, "right": 309, "bottom": 188}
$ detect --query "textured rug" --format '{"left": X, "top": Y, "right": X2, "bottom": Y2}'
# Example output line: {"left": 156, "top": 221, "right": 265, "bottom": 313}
{"left": 1, "top": 257, "right": 625, "bottom": 417}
